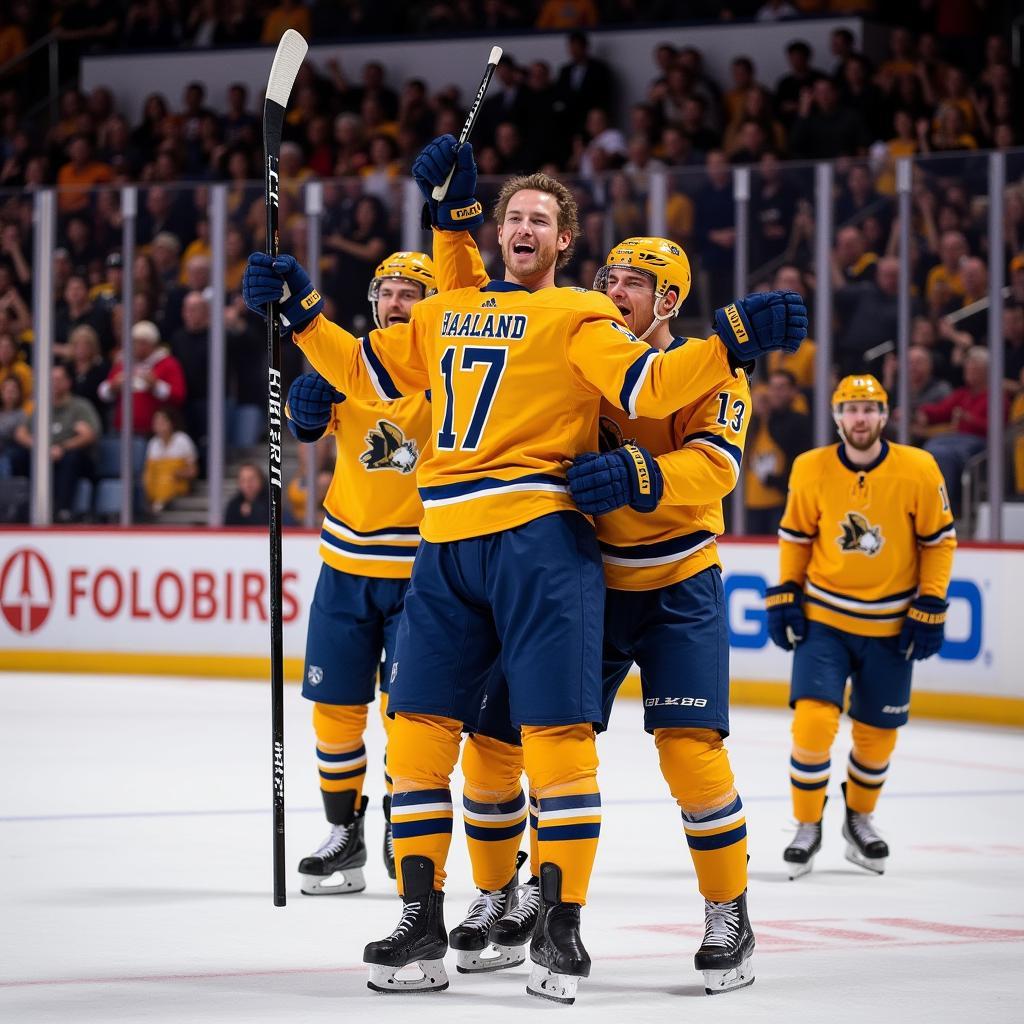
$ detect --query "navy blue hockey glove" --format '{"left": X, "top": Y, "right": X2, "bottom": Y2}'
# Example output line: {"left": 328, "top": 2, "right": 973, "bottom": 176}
{"left": 714, "top": 290, "right": 807, "bottom": 362}
{"left": 765, "top": 582, "right": 806, "bottom": 651}
{"left": 286, "top": 372, "right": 344, "bottom": 442}
{"left": 898, "top": 596, "right": 948, "bottom": 661}
{"left": 567, "top": 444, "right": 664, "bottom": 515}
{"left": 412, "top": 134, "right": 484, "bottom": 231}
{"left": 242, "top": 252, "right": 323, "bottom": 332}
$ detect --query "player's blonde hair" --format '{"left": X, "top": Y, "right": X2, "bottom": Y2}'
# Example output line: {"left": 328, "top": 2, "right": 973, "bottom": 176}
{"left": 494, "top": 172, "right": 579, "bottom": 268}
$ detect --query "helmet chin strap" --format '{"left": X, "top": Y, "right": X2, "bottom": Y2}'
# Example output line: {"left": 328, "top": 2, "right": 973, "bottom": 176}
{"left": 636, "top": 289, "right": 676, "bottom": 342}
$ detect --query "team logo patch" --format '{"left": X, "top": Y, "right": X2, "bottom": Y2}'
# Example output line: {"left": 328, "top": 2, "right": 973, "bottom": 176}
{"left": 837, "top": 511, "right": 884, "bottom": 555}
{"left": 481, "top": 297, "right": 497, "bottom": 307}
{"left": 307, "top": 665, "right": 323, "bottom": 686}
{"left": 361, "top": 420, "right": 419, "bottom": 473}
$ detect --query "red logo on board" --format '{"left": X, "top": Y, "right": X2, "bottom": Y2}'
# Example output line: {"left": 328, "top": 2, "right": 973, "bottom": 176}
{"left": 0, "top": 548, "right": 54, "bottom": 634}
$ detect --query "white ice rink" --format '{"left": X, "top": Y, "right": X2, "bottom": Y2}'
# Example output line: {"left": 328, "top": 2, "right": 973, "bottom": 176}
{"left": 2, "top": 672, "right": 1023, "bottom": 1024}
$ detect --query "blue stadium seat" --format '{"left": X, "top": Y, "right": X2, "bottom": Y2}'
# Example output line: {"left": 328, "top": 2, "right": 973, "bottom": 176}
{"left": 72, "top": 478, "right": 93, "bottom": 518}
{"left": 94, "top": 479, "right": 123, "bottom": 519}
{"left": 231, "top": 404, "right": 264, "bottom": 447}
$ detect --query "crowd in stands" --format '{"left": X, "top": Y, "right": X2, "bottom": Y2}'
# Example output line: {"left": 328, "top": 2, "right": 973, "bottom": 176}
{"left": 0, "top": 3, "right": 1022, "bottom": 527}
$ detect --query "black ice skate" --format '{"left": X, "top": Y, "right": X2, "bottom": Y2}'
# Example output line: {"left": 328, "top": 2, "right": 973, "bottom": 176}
{"left": 364, "top": 855, "right": 449, "bottom": 994}
{"left": 694, "top": 890, "right": 756, "bottom": 995}
{"left": 489, "top": 871, "right": 540, "bottom": 950}
{"left": 841, "top": 782, "right": 888, "bottom": 874}
{"left": 783, "top": 820, "right": 823, "bottom": 880}
{"left": 450, "top": 851, "right": 528, "bottom": 973}
{"left": 382, "top": 794, "right": 396, "bottom": 880}
{"left": 526, "top": 863, "right": 591, "bottom": 1005}
{"left": 298, "top": 792, "right": 367, "bottom": 895}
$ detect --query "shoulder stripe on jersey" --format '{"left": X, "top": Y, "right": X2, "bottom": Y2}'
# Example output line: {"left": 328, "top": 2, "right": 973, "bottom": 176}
{"left": 684, "top": 430, "right": 742, "bottom": 479}
{"left": 805, "top": 579, "right": 916, "bottom": 606}
{"left": 320, "top": 531, "right": 418, "bottom": 562}
{"left": 778, "top": 526, "right": 815, "bottom": 543}
{"left": 360, "top": 335, "right": 403, "bottom": 401}
{"left": 620, "top": 347, "right": 659, "bottom": 420}
{"left": 323, "top": 510, "right": 420, "bottom": 543}
{"left": 805, "top": 594, "right": 908, "bottom": 620}
{"left": 917, "top": 521, "right": 956, "bottom": 545}
{"left": 599, "top": 529, "right": 716, "bottom": 567}
{"left": 419, "top": 472, "right": 567, "bottom": 508}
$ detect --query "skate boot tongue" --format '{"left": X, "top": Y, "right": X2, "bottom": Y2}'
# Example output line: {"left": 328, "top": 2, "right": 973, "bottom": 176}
{"left": 694, "top": 892, "right": 756, "bottom": 995}
{"left": 701, "top": 899, "right": 740, "bottom": 949}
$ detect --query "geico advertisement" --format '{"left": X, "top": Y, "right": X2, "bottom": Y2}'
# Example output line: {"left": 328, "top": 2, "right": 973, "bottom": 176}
{"left": 0, "top": 530, "right": 1014, "bottom": 697}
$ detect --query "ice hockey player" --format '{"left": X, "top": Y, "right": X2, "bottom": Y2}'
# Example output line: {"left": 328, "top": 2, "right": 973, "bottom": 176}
{"left": 242, "top": 134, "right": 802, "bottom": 1003}
{"left": 285, "top": 252, "right": 435, "bottom": 895}
{"left": 766, "top": 375, "right": 956, "bottom": 878}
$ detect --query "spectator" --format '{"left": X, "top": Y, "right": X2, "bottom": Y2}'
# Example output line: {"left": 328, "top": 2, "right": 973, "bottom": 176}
{"left": 579, "top": 107, "right": 627, "bottom": 177}
{"left": 324, "top": 194, "right": 391, "bottom": 329}
{"left": 919, "top": 347, "right": 1008, "bottom": 516}
{"left": 20, "top": 362, "right": 101, "bottom": 522}
{"left": 555, "top": 31, "right": 613, "bottom": 134}
{"left": 260, "top": 0, "right": 310, "bottom": 45}
{"left": 222, "top": 82, "right": 259, "bottom": 147}
{"left": 56, "top": 135, "right": 113, "bottom": 216}
{"left": 0, "top": 333, "right": 31, "bottom": 403}
{"left": 836, "top": 163, "right": 889, "bottom": 234}
{"left": 0, "top": 263, "right": 30, "bottom": 342}
{"left": 55, "top": 274, "right": 113, "bottom": 358}
{"left": 678, "top": 96, "right": 720, "bottom": 156}
{"left": 775, "top": 40, "right": 824, "bottom": 125}
{"left": 831, "top": 225, "right": 877, "bottom": 288}
{"left": 478, "top": 55, "right": 527, "bottom": 150}
{"left": 765, "top": 265, "right": 816, "bottom": 389}
{"left": 693, "top": 150, "right": 735, "bottom": 311}
{"left": 925, "top": 229, "right": 968, "bottom": 308}
{"left": 98, "top": 319, "right": 187, "bottom": 435}
{"left": 1002, "top": 304, "right": 1024, "bottom": 394}
{"left": 169, "top": 290, "right": 211, "bottom": 443}
{"left": 883, "top": 345, "right": 953, "bottom": 439}
{"left": 66, "top": 324, "right": 109, "bottom": 415}
{"left": 143, "top": 406, "right": 197, "bottom": 515}
{"left": 829, "top": 27, "right": 857, "bottom": 79}
{"left": 834, "top": 256, "right": 905, "bottom": 375}
{"left": 523, "top": 60, "right": 565, "bottom": 167}
{"left": 224, "top": 461, "right": 269, "bottom": 526}
{"left": 723, "top": 56, "right": 761, "bottom": 128}
{"left": 744, "top": 369, "right": 813, "bottom": 536}
{"left": 838, "top": 54, "right": 889, "bottom": 143}
{"left": 0, "top": 376, "right": 29, "bottom": 478}
{"left": 790, "top": 77, "right": 866, "bottom": 159}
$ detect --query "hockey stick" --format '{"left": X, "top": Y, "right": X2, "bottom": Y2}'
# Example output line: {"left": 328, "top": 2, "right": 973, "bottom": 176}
{"left": 263, "top": 27, "right": 308, "bottom": 908}
{"left": 431, "top": 45, "right": 503, "bottom": 201}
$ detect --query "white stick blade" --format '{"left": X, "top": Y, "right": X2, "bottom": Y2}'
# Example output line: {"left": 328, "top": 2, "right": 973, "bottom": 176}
{"left": 488, "top": 46, "right": 503, "bottom": 66}
{"left": 267, "top": 30, "right": 308, "bottom": 108}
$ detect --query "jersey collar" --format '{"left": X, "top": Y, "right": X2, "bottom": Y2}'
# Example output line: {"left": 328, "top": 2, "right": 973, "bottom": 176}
{"left": 482, "top": 280, "right": 531, "bottom": 293}
{"left": 837, "top": 438, "right": 890, "bottom": 474}
{"left": 666, "top": 335, "right": 688, "bottom": 352}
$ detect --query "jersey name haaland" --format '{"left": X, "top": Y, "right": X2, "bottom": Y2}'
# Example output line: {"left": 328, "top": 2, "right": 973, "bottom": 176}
{"left": 439, "top": 310, "right": 528, "bottom": 340}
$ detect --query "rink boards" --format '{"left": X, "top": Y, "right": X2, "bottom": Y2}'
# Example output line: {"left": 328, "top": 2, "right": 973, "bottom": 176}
{"left": 0, "top": 528, "right": 1021, "bottom": 726}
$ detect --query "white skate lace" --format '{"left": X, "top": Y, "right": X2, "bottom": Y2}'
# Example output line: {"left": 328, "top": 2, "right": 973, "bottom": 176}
{"left": 789, "top": 821, "right": 820, "bottom": 852}
{"left": 849, "top": 812, "right": 881, "bottom": 846}
{"left": 312, "top": 824, "right": 350, "bottom": 858}
{"left": 389, "top": 900, "right": 422, "bottom": 940}
{"left": 385, "top": 823, "right": 394, "bottom": 864}
{"left": 702, "top": 899, "right": 740, "bottom": 949}
{"left": 462, "top": 888, "right": 507, "bottom": 929}
{"left": 502, "top": 881, "right": 540, "bottom": 926}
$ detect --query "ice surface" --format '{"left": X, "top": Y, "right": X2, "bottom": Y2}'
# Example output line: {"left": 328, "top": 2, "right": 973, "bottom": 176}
{"left": 2, "top": 672, "right": 1023, "bottom": 1023}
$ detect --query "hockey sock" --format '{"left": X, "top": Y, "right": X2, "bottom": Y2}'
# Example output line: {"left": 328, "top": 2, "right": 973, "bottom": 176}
{"left": 379, "top": 691, "right": 393, "bottom": 798}
{"left": 846, "top": 721, "right": 898, "bottom": 814}
{"left": 312, "top": 702, "right": 369, "bottom": 814}
{"left": 529, "top": 789, "right": 539, "bottom": 877}
{"left": 461, "top": 733, "right": 527, "bottom": 891}
{"left": 654, "top": 728, "right": 747, "bottom": 903}
{"left": 521, "top": 724, "right": 600, "bottom": 906}
{"left": 790, "top": 698, "right": 840, "bottom": 823}
{"left": 387, "top": 712, "right": 462, "bottom": 893}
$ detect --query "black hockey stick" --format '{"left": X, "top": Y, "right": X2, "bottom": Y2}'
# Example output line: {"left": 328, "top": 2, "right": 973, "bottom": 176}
{"left": 431, "top": 45, "right": 503, "bottom": 201}
{"left": 263, "top": 27, "right": 308, "bottom": 908}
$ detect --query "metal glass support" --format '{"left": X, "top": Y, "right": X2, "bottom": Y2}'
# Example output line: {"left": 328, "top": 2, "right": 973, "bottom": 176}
{"left": 813, "top": 162, "right": 834, "bottom": 447}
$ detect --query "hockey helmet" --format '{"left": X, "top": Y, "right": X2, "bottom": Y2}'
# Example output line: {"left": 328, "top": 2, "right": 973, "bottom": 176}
{"left": 368, "top": 251, "right": 436, "bottom": 329}
{"left": 831, "top": 374, "right": 889, "bottom": 413}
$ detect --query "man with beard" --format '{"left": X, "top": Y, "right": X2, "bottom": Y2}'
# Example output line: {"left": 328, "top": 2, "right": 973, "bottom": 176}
{"left": 766, "top": 376, "right": 956, "bottom": 880}
{"left": 243, "top": 135, "right": 803, "bottom": 1003}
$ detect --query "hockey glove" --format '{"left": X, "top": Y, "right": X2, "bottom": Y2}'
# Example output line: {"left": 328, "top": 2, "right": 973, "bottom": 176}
{"left": 765, "top": 582, "right": 806, "bottom": 651}
{"left": 412, "top": 134, "right": 484, "bottom": 231}
{"left": 898, "top": 595, "right": 948, "bottom": 661}
{"left": 242, "top": 252, "right": 323, "bottom": 333}
{"left": 567, "top": 444, "right": 664, "bottom": 515}
{"left": 286, "top": 372, "right": 344, "bottom": 442}
{"left": 714, "top": 290, "right": 808, "bottom": 363}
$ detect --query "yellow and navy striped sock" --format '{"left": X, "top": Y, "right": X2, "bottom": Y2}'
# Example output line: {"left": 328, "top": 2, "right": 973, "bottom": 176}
{"left": 846, "top": 721, "right": 898, "bottom": 814}
{"left": 390, "top": 788, "right": 454, "bottom": 893}
{"left": 790, "top": 699, "right": 840, "bottom": 823}
{"left": 528, "top": 790, "right": 539, "bottom": 877}
{"left": 463, "top": 790, "right": 527, "bottom": 891}
{"left": 681, "top": 795, "right": 748, "bottom": 903}
{"left": 789, "top": 752, "right": 830, "bottom": 822}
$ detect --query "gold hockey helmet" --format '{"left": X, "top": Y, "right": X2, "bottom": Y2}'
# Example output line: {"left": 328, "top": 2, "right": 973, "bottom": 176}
{"left": 831, "top": 374, "right": 889, "bottom": 412}
{"left": 368, "top": 251, "right": 436, "bottom": 328}
{"left": 594, "top": 236, "right": 691, "bottom": 306}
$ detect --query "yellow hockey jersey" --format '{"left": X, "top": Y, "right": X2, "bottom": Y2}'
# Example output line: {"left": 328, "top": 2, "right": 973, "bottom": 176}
{"left": 310, "top": 392, "right": 431, "bottom": 578}
{"left": 778, "top": 440, "right": 956, "bottom": 637}
{"left": 294, "top": 264, "right": 740, "bottom": 545}
{"left": 428, "top": 229, "right": 749, "bottom": 588}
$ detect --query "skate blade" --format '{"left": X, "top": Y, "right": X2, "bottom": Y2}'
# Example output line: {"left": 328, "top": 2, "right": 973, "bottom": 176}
{"left": 366, "top": 958, "right": 449, "bottom": 994}
{"left": 456, "top": 943, "right": 525, "bottom": 974}
{"left": 703, "top": 955, "right": 755, "bottom": 995}
{"left": 785, "top": 855, "right": 815, "bottom": 880}
{"left": 844, "top": 843, "right": 886, "bottom": 875}
{"left": 299, "top": 867, "right": 366, "bottom": 895}
{"left": 527, "top": 962, "right": 580, "bottom": 1005}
